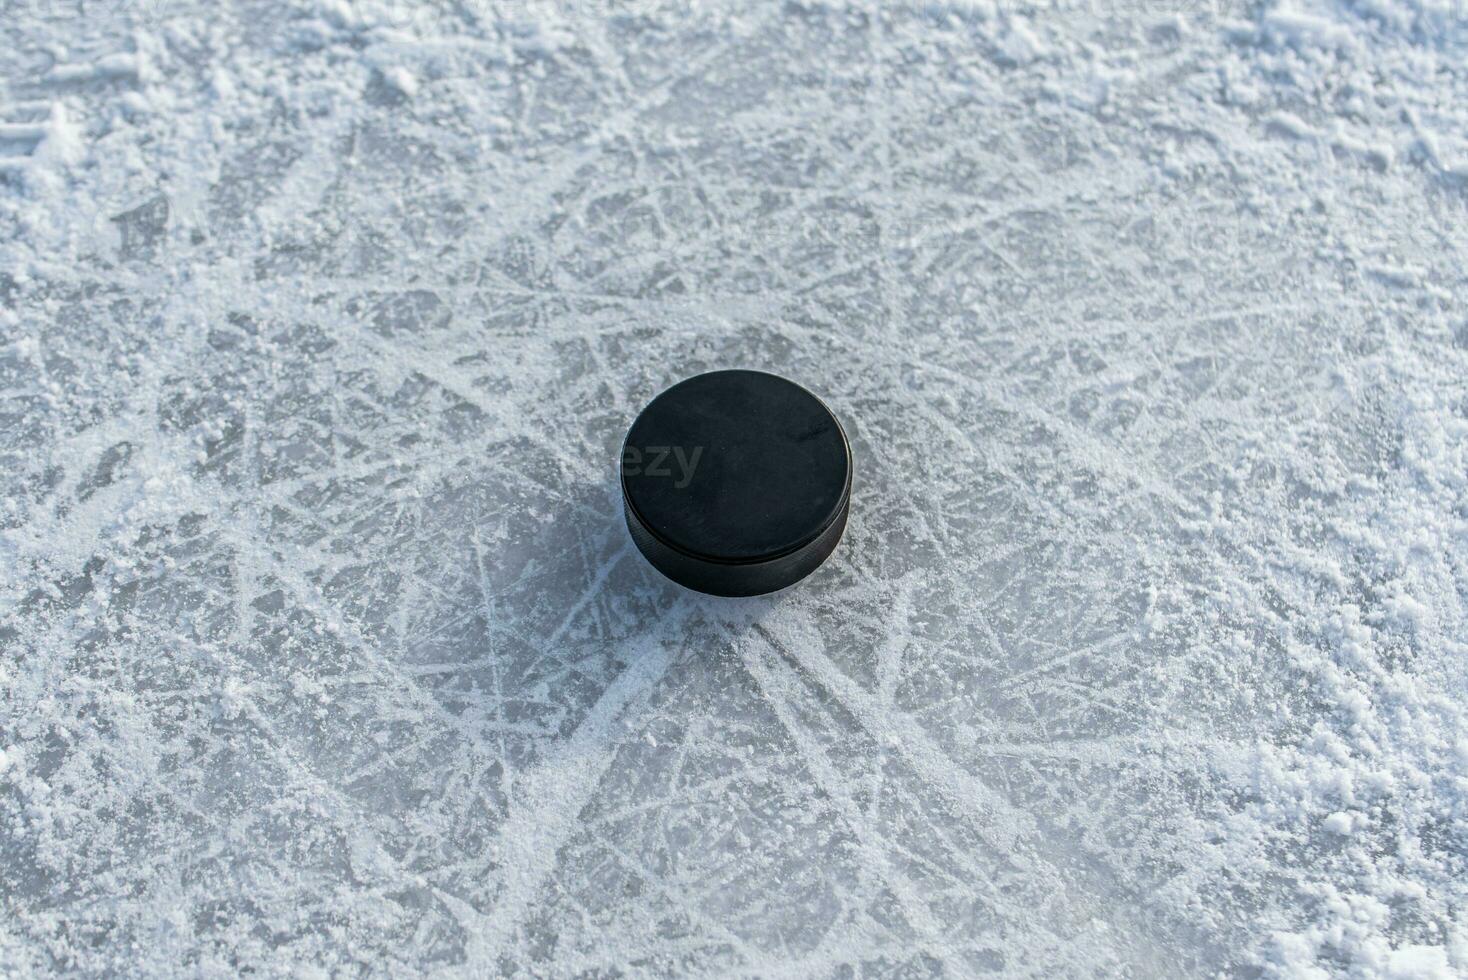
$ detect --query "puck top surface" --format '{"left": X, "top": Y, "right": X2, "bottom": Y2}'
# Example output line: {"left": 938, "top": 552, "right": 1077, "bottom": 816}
{"left": 622, "top": 370, "right": 850, "bottom": 564}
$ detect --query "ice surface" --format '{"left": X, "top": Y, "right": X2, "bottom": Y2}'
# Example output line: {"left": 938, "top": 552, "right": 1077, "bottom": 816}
{"left": 1, "top": 0, "right": 1466, "bottom": 976}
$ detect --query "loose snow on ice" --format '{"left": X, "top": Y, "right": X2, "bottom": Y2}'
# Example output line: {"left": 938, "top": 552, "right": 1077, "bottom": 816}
{"left": 1, "top": 0, "right": 1465, "bottom": 975}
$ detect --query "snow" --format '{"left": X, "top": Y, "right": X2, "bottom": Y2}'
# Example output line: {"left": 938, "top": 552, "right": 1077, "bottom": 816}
{"left": 1, "top": 0, "right": 1466, "bottom": 975}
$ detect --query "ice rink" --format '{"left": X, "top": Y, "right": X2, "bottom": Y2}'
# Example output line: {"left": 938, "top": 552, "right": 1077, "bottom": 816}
{"left": 1, "top": 0, "right": 1465, "bottom": 975}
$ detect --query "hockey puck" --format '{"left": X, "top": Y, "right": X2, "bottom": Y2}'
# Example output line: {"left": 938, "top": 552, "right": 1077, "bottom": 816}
{"left": 620, "top": 370, "right": 852, "bottom": 597}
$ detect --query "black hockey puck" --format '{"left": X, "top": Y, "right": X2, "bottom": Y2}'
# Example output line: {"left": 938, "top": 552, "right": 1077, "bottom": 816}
{"left": 620, "top": 370, "right": 852, "bottom": 597}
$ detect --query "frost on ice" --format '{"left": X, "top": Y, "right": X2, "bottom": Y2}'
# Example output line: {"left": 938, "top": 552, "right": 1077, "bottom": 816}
{"left": 1, "top": 0, "right": 1466, "bottom": 976}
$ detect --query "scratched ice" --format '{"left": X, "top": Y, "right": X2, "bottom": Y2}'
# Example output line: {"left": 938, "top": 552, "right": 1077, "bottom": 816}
{"left": 2, "top": 0, "right": 1465, "bottom": 975}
